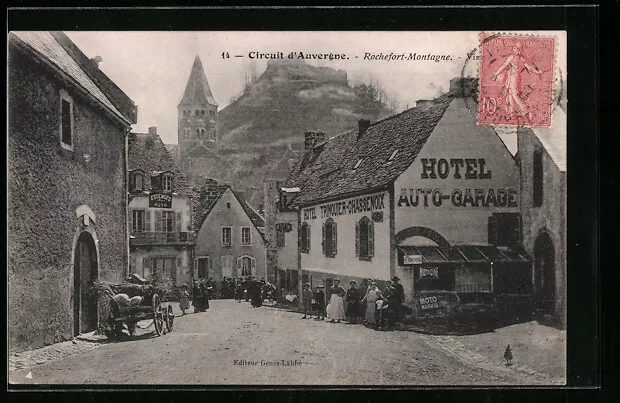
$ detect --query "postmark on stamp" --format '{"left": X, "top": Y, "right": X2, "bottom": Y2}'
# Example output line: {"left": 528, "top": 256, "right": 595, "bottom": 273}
{"left": 477, "top": 33, "right": 555, "bottom": 127}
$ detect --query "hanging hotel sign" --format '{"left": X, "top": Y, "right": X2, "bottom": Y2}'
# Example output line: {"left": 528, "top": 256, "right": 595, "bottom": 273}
{"left": 397, "top": 158, "right": 518, "bottom": 208}
{"left": 404, "top": 255, "right": 423, "bottom": 265}
{"left": 149, "top": 192, "right": 172, "bottom": 208}
{"left": 276, "top": 222, "right": 293, "bottom": 232}
{"left": 303, "top": 192, "right": 386, "bottom": 221}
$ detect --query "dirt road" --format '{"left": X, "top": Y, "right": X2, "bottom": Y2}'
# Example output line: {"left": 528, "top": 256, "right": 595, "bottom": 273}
{"left": 9, "top": 300, "right": 549, "bottom": 385}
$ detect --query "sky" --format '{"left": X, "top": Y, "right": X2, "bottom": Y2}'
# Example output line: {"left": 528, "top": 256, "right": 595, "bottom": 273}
{"left": 66, "top": 31, "right": 566, "bottom": 146}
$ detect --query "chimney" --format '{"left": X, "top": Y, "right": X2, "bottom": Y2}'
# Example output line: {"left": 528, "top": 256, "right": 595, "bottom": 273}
{"left": 236, "top": 190, "right": 246, "bottom": 203}
{"left": 148, "top": 126, "right": 158, "bottom": 136}
{"left": 449, "top": 77, "right": 479, "bottom": 97}
{"left": 304, "top": 131, "right": 317, "bottom": 150}
{"left": 415, "top": 100, "right": 433, "bottom": 111}
{"left": 90, "top": 55, "right": 103, "bottom": 69}
{"left": 358, "top": 119, "right": 371, "bottom": 139}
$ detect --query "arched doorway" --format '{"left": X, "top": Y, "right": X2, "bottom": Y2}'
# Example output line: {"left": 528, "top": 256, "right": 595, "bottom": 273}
{"left": 534, "top": 232, "right": 555, "bottom": 312}
{"left": 74, "top": 232, "right": 98, "bottom": 336}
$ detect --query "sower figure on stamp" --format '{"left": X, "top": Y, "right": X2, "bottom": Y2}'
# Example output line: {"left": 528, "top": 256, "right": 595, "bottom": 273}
{"left": 492, "top": 42, "right": 543, "bottom": 121}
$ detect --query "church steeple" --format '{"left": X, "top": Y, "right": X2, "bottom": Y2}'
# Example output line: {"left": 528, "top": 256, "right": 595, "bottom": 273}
{"left": 179, "top": 56, "right": 218, "bottom": 107}
{"left": 178, "top": 56, "right": 219, "bottom": 167}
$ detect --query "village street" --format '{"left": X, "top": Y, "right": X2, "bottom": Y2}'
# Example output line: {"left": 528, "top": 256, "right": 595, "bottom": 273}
{"left": 9, "top": 300, "right": 563, "bottom": 386}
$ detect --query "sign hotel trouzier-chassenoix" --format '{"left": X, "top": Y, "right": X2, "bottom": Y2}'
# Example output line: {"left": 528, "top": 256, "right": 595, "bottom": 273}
{"left": 149, "top": 192, "right": 173, "bottom": 209}
{"left": 302, "top": 191, "right": 387, "bottom": 221}
{"left": 397, "top": 158, "right": 518, "bottom": 208}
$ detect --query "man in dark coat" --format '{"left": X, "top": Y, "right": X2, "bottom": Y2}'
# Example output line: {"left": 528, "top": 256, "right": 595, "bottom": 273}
{"left": 200, "top": 279, "right": 210, "bottom": 310}
{"left": 313, "top": 285, "right": 326, "bottom": 320}
{"left": 249, "top": 278, "right": 262, "bottom": 307}
{"left": 387, "top": 276, "right": 405, "bottom": 327}
{"left": 345, "top": 281, "right": 363, "bottom": 324}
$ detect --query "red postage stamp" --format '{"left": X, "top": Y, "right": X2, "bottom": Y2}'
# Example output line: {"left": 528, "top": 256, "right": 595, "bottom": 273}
{"left": 477, "top": 33, "right": 555, "bottom": 127}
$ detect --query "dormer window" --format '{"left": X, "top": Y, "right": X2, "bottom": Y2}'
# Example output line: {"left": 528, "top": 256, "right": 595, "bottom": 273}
{"left": 162, "top": 174, "right": 173, "bottom": 192}
{"left": 387, "top": 149, "right": 398, "bottom": 162}
{"left": 134, "top": 172, "right": 143, "bottom": 191}
{"left": 353, "top": 159, "right": 363, "bottom": 170}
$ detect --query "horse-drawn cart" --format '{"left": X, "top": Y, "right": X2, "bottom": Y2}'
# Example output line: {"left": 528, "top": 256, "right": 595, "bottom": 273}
{"left": 92, "top": 280, "right": 175, "bottom": 339}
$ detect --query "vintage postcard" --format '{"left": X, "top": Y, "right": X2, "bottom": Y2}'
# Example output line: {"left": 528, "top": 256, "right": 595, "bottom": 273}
{"left": 8, "top": 30, "right": 566, "bottom": 385}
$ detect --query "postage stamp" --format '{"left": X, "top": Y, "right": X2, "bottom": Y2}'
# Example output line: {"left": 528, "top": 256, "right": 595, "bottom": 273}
{"left": 477, "top": 33, "right": 555, "bottom": 127}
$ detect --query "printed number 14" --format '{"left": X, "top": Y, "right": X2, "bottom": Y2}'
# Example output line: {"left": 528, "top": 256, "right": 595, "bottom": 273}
{"left": 222, "top": 52, "right": 230, "bottom": 59}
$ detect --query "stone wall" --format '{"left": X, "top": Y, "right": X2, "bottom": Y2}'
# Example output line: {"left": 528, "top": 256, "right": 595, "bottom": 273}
{"left": 8, "top": 45, "right": 128, "bottom": 352}
{"left": 518, "top": 129, "right": 567, "bottom": 328}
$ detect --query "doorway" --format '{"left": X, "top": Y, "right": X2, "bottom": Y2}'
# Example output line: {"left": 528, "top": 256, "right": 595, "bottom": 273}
{"left": 73, "top": 232, "right": 98, "bottom": 336}
{"left": 534, "top": 232, "right": 555, "bottom": 312}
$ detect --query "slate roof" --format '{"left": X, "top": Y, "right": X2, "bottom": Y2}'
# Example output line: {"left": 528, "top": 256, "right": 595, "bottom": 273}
{"left": 179, "top": 56, "right": 218, "bottom": 106}
{"left": 192, "top": 185, "right": 266, "bottom": 240}
{"left": 284, "top": 87, "right": 462, "bottom": 206}
{"left": 128, "top": 132, "right": 193, "bottom": 197}
{"left": 9, "top": 31, "right": 131, "bottom": 125}
{"left": 51, "top": 32, "right": 138, "bottom": 124}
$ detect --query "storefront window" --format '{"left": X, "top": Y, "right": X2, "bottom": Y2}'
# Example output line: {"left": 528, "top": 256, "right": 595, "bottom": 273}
{"left": 414, "top": 265, "right": 455, "bottom": 291}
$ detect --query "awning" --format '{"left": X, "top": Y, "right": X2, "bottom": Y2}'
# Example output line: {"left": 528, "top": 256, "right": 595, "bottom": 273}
{"left": 397, "top": 245, "right": 530, "bottom": 265}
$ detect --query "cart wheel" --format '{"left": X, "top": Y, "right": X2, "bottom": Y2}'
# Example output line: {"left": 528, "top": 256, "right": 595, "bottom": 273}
{"left": 152, "top": 294, "right": 164, "bottom": 336}
{"left": 165, "top": 304, "right": 175, "bottom": 332}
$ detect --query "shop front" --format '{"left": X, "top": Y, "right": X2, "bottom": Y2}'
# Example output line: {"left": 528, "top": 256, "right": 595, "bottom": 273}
{"left": 398, "top": 244, "right": 531, "bottom": 322}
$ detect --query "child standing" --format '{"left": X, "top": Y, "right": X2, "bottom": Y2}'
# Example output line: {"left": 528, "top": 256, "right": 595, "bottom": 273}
{"left": 301, "top": 283, "right": 313, "bottom": 319}
{"left": 179, "top": 284, "right": 190, "bottom": 315}
{"left": 313, "top": 285, "right": 326, "bottom": 320}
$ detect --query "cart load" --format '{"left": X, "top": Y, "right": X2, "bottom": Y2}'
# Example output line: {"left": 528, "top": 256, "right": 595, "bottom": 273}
{"left": 90, "top": 274, "right": 175, "bottom": 340}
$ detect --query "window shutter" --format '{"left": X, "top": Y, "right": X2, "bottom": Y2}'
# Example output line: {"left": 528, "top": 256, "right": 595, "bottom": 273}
{"left": 154, "top": 210, "right": 162, "bottom": 232}
{"left": 488, "top": 215, "right": 497, "bottom": 246}
{"left": 143, "top": 258, "right": 150, "bottom": 272}
{"left": 145, "top": 210, "right": 152, "bottom": 232}
{"left": 176, "top": 211, "right": 182, "bottom": 232}
{"left": 322, "top": 222, "right": 326, "bottom": 254}
{"left": 208, "top": 257, "right": 212, "bottom": 270}
{"left": 332, "top": 222, "right": 338, "bottom": 256}
{"left": 130, "top": 256, "right": 137, "bottom": 271}
{"left": 368, "top": 220, "right": 374, "bottom": 257}
{"left": 129, "top": 173, "right": 135, "bottom": 191}
{"left": 307, "top": 225, "right": 311, "bottom": 251}
{"left": 355, "top": 221, "right": 360, "bottom": 257}
{"left": 237, "top": 257, "right": 242, "bottom": 275}
{"left": 251, "top": 257, "right": 257, "bottom": 271}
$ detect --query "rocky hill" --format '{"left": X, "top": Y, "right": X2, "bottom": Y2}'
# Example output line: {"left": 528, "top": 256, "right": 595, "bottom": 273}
{"left": 214, "top": 59, "right": 394, "bottom": 206}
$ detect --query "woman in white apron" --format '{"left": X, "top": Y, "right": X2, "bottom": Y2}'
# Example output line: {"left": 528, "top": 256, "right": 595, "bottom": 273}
{"left": 362, "top": 281, "right": 379, "bottom": 326}
{"left": 326, "top": 278, "right": 346, "bottom": 323}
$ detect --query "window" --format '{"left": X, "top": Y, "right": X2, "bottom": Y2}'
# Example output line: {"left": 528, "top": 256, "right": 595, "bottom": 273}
{"left": 533, "top": 149, "right": 543, "bottom": 207}
{"left": 183, "top": 127, "right": 190, "bottom": 139}
{"left": 322, "top": 218, "right": 337, "bottom": 257}
{"left": 161, "top": 211, "right": 175, "bottom": 233}
{"left": 241, "top": 227, "right": 251, "bottom": 246}
{"left": 209, "top": 128, "right": 216, "bottom": 141}
{"left": 132, "top": 209, "right": 145, "bottom": 232}
{"left": 59, "top": 90, "right": 73, "bottom": 150}
{"left": 162, "top": 174, "right": 173, "bottom": 192}
{"left": 222, "top": 226, "right": 233, "bottom": 246}
{"left": 196, "top": 127, "right": 206, "bottom": 138}
{"left": 276, "top": 226, "right": 286, "bottom": 247}
{"left": 143, "top": 257, "right": 176, "bottom": 284}
{"left": 133, "top": 172, "right": 143, "bottom": 191}
{"left": 237, "top": 256, "right": 256, "bottom": 277}
{"left": 196, "top": 257, "right": 211, "bottom": 279}
{"left": 301, "top": 222, "right": 311, "bottom": 253}
{"left": 355, "top": 216, "right": 374, "bottom": 261}
{"left": 488, "top": 213, "right": 522, "bottom": 247}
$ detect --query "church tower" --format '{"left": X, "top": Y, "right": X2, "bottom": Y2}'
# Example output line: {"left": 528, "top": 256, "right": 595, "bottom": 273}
{"left": 178, "top": 56, "right": 218, "bottom": 165}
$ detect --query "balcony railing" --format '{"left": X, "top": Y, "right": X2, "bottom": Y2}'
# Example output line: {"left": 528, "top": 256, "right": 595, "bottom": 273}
{"left": 130, "top": 231, "right": 196, "bottom": 245}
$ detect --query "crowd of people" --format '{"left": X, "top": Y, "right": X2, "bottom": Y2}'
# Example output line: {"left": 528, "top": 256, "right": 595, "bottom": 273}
{"left": 178, "top": 276, "right": 277, "bottom": 314}
{"left": 300, "top": 276, "right": 406, "bottom": 331}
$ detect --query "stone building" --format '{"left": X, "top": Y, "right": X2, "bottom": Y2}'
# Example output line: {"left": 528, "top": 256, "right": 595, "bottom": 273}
{"left": 8, "top": 31, "right": 137, "bottom": 351}
{"left": 128, "top": 127, "right": 195, "bottom": 287}
{"left": 517, "top": 109, "right": 567, "bottom": 328}
{"left": 193, "top": 180, "right": 267, "bottom": 290}
{"left": 172, "top": 55, "right": 233, "bottom": 187}
{"left": 268, "top": 78, "right": 535, "bottom": 318}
